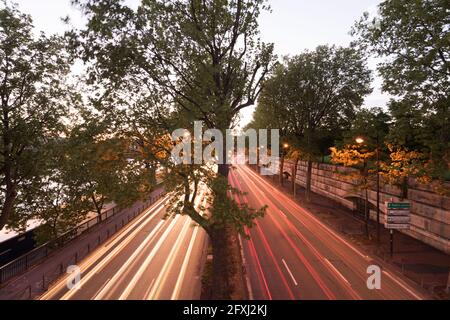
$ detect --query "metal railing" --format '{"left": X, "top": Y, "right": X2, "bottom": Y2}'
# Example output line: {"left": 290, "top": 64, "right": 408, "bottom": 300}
{"left": 0, "top": 185, "right": 165, "bottom": 286}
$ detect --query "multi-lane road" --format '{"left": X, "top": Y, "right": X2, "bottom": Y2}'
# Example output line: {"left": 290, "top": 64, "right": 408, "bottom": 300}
{"left": 40, "top": 164, "right": 428, "bottom": 300}
{"left": 40, "top": 190, "right": 208, "bottom": 300}
{"left": 229, "top": 164, "right": 428, "bottom": 300}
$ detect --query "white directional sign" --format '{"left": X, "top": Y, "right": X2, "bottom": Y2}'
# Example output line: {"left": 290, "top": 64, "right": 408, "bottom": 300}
{"left": 385, "top": 223, "right": 410, "bottom": 230}
{"left": 387, "top": 209, "right": 412, "bottom": 216}
{"left": 386, "top": 216, "right": 411, "bottom": 224}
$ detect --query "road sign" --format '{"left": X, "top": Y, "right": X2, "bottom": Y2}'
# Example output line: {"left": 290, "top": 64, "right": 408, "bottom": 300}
{"left": 385, "top": 201, "right": 411, "bottom": 230}
{"left": 386, "top": 216, "right": 411, "bottom": 224}
{"left": 384, "top": 223, "right": 410, "bottom": 230}
{"left": 387, "top": 202, "right": 411, "bottom": 210}
{"left": 387, "top": 209, "right": 411, "bottom": 216}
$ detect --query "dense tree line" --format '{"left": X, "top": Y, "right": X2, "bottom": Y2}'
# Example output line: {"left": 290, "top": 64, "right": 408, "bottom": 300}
{"left": 0, "top": 0, "right": 448, "bottom": 299}
{"left": 1, "top": 0, "right": 274, "bottom": 299}
{"left": 0, "top": 3, "right": 154, "bottom": 241}
{"left": 248, "top": 0, "right": 449, "bottom": 202}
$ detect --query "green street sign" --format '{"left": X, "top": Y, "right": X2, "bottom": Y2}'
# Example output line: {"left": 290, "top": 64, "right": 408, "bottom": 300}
{"left": 387, "top": 202, "right": 411, "bottom": 210}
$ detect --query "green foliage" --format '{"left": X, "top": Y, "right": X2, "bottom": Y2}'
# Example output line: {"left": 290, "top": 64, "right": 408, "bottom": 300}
{"left": 380, "top": 144, "right": 431, "bottom": 195}
{"left": 63, "top": 117, "right": 151, "bottom": 214}
{"left": 71, "top": 0, "right": 274, "bottom": 240}
{"left": 249, "top": 45, "right": 372, "bottom": 199}
{"left": 352, "top": 0, "right": 449, "bottom": 100}
{"left": 251, "top": 45, "right": 373, "bottom": 159}
{"left": 0, "top": 2, "right": 75, "bottom": 230}
{"left": 352, "top": 0, "right": 449, "bottom": 178}
{"left": 341, "top": 107, "right": 391, "bottom": 148}
{"left": 208, "top": 174, "right": 266, "bottom": 236}
{"left": 0, "top": 2, "right": 152, "bottom": 239}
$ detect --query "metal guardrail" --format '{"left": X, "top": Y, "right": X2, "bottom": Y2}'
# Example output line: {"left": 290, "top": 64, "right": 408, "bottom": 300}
{"left": 0, "top": 184, "right": 165, "bottom": 286}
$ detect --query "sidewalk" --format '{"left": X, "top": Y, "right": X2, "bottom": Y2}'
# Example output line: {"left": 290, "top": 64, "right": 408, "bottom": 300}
{"left": 257, "top": 167, "right": 450, "bottom": 300}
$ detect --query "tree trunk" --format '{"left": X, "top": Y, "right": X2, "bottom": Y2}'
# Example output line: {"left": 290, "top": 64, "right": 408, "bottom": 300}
{"left": 208, "top": 147, "right": 245, "bottom": 299}
{"left": 256, "top": 148, "right": 260, "bottom": 174}
{"left": 210, "top": 226, "right": 232, "bottom": 300}
{"left": 0, "top": 120, "right": 17, "bottom": 230}
{"left": 446, "top": 270, "right": 450, "bottom": 294}
{"left": 365, "top": 188, "right": 370, "bottom": 238}
{"left": 292, "top": 158, "right": 299, "bottom": 197}
{"left": 400, "top": 177, "right": 408, "bottom": 200}
{"left": 0, "top": 182, "right": 16, "bottom": 230}
{"left": 305, "top": 159, "right": 313, "bottom": 202}
{"left": 209, "top": 224, "right": 246, "bottom": 300}
{"left": 92, "top": 195, "right": 103, "bottom": 222}
{"left": 218, "top": 163, "right": 230, "bottom": 179}
{"left": 279, "top": 155, "right": 284, "bottom": 186}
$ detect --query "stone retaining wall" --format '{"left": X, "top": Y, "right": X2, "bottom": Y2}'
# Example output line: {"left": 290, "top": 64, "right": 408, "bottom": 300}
{"left": 269, "top": 160, "right": 450, "bottom": 255}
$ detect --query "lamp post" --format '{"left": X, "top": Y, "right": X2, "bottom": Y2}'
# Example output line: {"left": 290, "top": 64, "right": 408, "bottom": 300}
{"left": 280, "top": 143, "right": 289, "bottom": 185}
{"left": 356, "top": 136, "right": 381, "bottom": 245}
{"left": 256, "top": 147, "right": 260, "bottom": 173}
{"left": 375, "top": 134, "right": 381, "bottom": 246}
{"left": 356, "top": 137, "right": 370, "bottom": 238}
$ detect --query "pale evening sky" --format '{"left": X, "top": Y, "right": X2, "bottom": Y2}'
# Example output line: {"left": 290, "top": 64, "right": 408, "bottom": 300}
{"left": 12, "top": 0, "right": 390, "bottom": 127}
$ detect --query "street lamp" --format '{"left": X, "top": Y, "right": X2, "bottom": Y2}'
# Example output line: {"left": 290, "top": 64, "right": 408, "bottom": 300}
{"left": 375, "top": 134, "right": 381, "bottom": 246}
{"left": 283, "top": 143, "right": 289, "bottom": 149}
{"left": 355, "top": 136, "right": 381, "bottom": 245}
{"left": 356, "top": 137, "right": 370, "bottom": 237}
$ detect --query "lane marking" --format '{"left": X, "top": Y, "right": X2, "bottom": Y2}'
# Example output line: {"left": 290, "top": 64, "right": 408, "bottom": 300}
{"left": 282, "top": 259, "right": 298, "bottom": 286}
{"left": 93, "top": 278, "right": 111, "bottom": 299}
{"left": 324, "top": 258, "right": 350, "bottom": 285}
{"left": 118, "top": 215, "right": 181, "bottom": 300}
{"left": 40, "top": 195, "right": 170, "bottom": 300}
{"left": 144, "top": 278, "right": 156, "bottom": 299}
{"left": 92, "top": 218, "right": 168, "bottom": 300}
{"left": 170, "top": 225, "right": 200, "bottom": 300}
{"left": 382, "top": 271, "right": 423, "bottom": 300}
{"left": 238, "top": 167, "right": 361, "bottom": 299}
{"left": 233, "top": 169, "right": 335, "bottom": 300}
{"left": 243, "top": 166, "right": 371, "bottom": 261}
{"left": 151, "top": 188, "right": 207, "bottom": 300}
{"left": 241, "top": 166, "right": 423, "bottom": 300}
{"left": 147, "top": 217, "right": 192, "bottom": 299}
{"left": 238, "top": 234, "right": 254, "bottom": 301}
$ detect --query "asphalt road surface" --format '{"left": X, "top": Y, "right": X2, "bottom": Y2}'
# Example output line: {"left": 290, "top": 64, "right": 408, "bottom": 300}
{"left": 40, "top": 165, "right": 428, "bottom": 300}
{"left": 229, "top": 164, "right": 428, "bottom": 300}
{"left": 40, "top": 190, "right": 208, "bottom": 300}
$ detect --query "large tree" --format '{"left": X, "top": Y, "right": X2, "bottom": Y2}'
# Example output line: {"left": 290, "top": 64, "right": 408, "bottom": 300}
{"left": 341, "top": 107, "right": 391, "bottom": 148}
{"left": 286, "top": 46, "right": 372, "bottom": 202}
{"left": 251, "top": 46, "right": 372, "bottom": 202}
{"left": 0, "top": 3, "right": 74, "bottom": 230}
{"left": 352, "top": 0, "right": 450, "bottom": 179}
{"left": 63, "top": 117, "right": 152, "bottom": 221}
{"left": 71, "top": 0, "right": 274, "bottom": 299}
{"left": 249, "top": 63, "right": 291, "bottom": 184}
